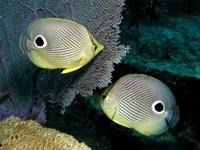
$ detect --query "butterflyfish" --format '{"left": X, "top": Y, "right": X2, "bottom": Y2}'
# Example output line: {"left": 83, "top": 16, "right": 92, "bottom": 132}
{"left": 100, "top": 74, "right": 179, "bottom": 136}
{"left": 19, "top": 18, "right": 104, "bottom": 74}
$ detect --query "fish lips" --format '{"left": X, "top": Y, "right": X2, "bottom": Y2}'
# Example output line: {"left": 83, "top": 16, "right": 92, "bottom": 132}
{"left": 164, "top": 105, "right": 180, "bottom": 128}
{"left": 19, "top": 33, "right": 32, "bottom": 54}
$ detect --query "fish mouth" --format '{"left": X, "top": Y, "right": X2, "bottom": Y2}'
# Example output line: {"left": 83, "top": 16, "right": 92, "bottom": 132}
{"left": 164, "top": 105, "right": 180, "bottom": 128}
{"left": 19, "top": 33, "right": 32, "bottom": 54}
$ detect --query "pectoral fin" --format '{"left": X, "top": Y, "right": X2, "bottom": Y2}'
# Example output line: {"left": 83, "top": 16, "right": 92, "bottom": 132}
{"left": 61, "top": 65, "right": 83, "bottom": 74}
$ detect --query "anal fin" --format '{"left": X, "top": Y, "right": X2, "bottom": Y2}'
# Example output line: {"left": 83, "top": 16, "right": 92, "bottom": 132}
{"left": 61, "top": 65, "right": 83, "bottom": 74}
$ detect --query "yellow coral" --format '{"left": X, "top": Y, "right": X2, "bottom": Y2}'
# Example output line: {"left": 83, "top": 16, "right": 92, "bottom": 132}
{"left": 0, "top": 117, "right": 91, "bottom": 150}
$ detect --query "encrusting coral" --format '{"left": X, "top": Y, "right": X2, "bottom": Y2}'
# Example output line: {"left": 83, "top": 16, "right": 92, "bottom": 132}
{"left": 0, "top": 117, "right": 91, "bottom": 150}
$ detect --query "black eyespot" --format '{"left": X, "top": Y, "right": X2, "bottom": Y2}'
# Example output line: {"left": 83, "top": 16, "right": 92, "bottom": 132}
{"left": 94, "top": 45, "right": 97, "bottom": 50}
{"left": 35, "top": 36, "right": 44, "bottom": 47}
{"left": 102, "top": 94, "right": 107, "bottom": 99}
{"left": 154, "top": 102, "right": 164, "bottom": 112}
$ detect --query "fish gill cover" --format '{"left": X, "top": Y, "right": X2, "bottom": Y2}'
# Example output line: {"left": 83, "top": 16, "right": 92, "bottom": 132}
{"left": 0, "top": 0, "right": 129, "bottom": 115}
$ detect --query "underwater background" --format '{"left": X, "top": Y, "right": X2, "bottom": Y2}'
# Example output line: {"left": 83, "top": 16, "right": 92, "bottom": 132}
{"left": 0, "top": 0, "right": 200, "bottom": 149}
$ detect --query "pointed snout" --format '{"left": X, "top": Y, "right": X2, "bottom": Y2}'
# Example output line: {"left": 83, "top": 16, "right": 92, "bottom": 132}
{"left": 19, "top": 34, "right": 31, "bottom": 53}
{"left": 164, "top": 105, "right": 180, "bottom": 128}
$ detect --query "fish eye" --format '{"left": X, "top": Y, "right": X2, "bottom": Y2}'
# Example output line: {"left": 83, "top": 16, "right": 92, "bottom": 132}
{"left": 34, "top": 35, "right": 47, "bottom": 48}
{"left": 101, "top": 94, "right": 107, "bottom": 100}
{"left": 152, "top": 101, "right": 165, "bottom": 114}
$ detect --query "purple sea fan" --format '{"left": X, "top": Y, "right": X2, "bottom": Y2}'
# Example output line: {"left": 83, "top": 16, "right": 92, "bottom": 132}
{"left": 0, "top": 8, "right": 46, "bottom": 122}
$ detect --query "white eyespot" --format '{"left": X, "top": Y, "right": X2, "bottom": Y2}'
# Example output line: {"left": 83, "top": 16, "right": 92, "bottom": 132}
{"left": 34, "top": 35, "right": 47, "bottom": 48}
{"left": 151, "top": 101, "right": 165, "bottom": 114}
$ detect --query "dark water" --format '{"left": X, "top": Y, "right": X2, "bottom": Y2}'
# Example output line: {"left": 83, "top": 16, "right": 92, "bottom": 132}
{"left": 0, "top": 0, "right": 200, "bottom": 150}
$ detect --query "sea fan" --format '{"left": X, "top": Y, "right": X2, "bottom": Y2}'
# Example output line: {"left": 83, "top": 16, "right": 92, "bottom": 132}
{"left": 56, "top": 0, "right": 129, "bottom": 113}
{"left": 0, "top": 1, "right": 46, "bottom": 121}
{"left": 0, "top": 0, "right": 129, "bottom": 114}
{"left": 0, "top": 1, "right": 35, "bottom": 120}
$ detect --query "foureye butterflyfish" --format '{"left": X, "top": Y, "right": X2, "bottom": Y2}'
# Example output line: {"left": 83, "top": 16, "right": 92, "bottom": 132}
{"left": 19, "top": 18, "right": 104, "bottom": 74}
{"left": 100, "top": 74, "right": 179, "bottom": 136}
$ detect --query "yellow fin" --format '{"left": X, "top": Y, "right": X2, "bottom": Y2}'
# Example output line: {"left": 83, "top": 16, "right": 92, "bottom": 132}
{"left": 61, "top": 65, "right": 83, "bottom": 74}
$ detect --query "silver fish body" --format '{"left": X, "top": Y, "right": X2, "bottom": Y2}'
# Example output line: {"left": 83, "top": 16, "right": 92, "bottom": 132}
{"left": 100, "top": 74, "right": 179, "bottom": 136}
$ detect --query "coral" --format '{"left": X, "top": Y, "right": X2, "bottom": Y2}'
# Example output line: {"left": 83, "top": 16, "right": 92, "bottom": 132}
{"left": 0, "top": 117, "right": 91, "bottom": 150}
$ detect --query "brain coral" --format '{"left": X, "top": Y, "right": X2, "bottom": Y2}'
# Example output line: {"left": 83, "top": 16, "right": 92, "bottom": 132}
{"left": 0, "top": 117, "right": 91, "bottom": 150}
